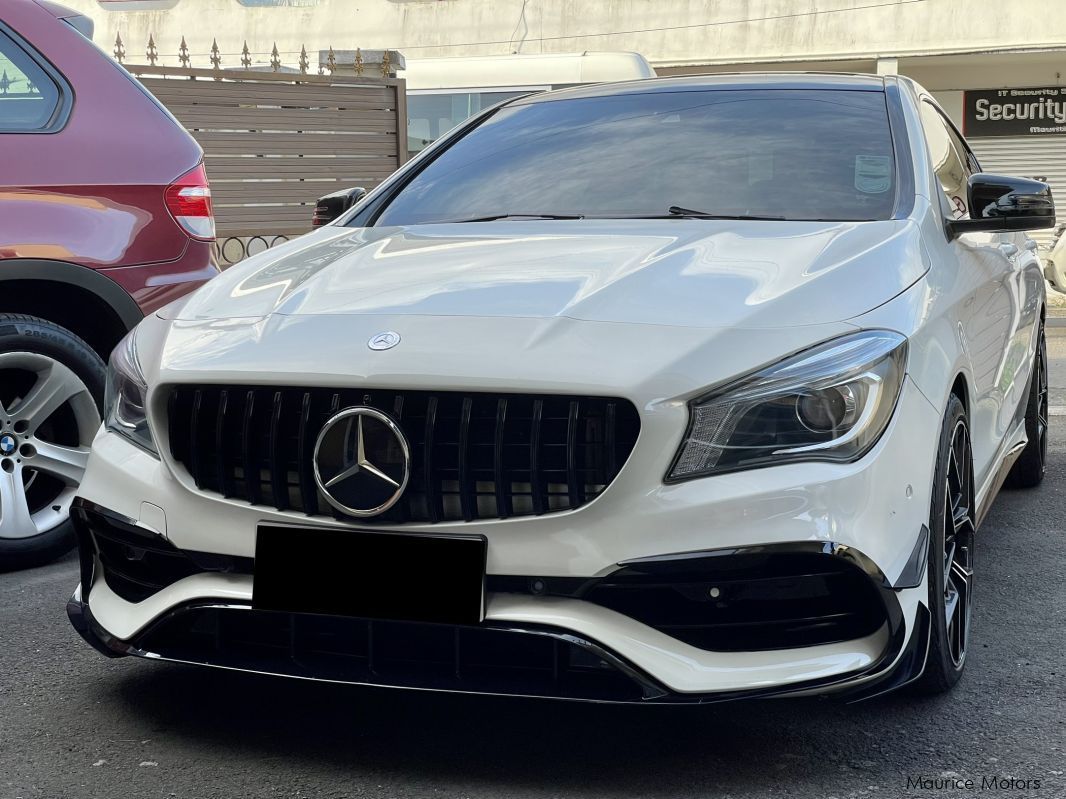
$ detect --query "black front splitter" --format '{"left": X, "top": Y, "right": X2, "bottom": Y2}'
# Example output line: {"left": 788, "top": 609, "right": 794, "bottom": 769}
{"left": 66, "top": 592, "right": 929, "bottom": 706}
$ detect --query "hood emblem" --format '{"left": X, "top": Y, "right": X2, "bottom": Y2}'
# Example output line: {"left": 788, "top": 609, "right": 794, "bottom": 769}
{"left": 313, "top": 407, "right": 410, "bottom": 517}
{"left": 368, "top": 331, "right": 401, "bottom": 351}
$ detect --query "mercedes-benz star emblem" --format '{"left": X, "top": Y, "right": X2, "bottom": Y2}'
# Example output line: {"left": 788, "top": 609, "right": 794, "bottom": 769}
{"left": 313, "top": 407, "right": 410, "bottom": 517}
{"left": 368, "top": 331, "right": 401, "bottom": 351}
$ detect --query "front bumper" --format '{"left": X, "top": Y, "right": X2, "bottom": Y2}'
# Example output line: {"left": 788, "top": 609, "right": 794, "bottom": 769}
{"left": 68, "top": 377, "right": 939, "bottom": 701}
{"left": 68, "top": 500, "right": 930, "bottom": 703}
{"left": 67, "top": 529, "right": 929, "bottom": 705}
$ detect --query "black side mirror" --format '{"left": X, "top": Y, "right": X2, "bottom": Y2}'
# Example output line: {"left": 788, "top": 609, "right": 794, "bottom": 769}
{"left": 312, "top": 186, "right": 368, "bottom": 227}
{"left": 948, "top": 173, "right": 1054, "bottom": 237}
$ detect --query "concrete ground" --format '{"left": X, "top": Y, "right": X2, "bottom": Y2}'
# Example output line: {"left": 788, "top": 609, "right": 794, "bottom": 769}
{"left": 1, "top": 337, "right": 1065, "bottom": 799}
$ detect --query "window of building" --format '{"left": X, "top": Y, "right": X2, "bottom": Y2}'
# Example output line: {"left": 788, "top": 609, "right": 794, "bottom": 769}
{"left": 0, "top": 29, "right": 61, "bottom": 132}
{"left": 408, "top": 90, "right": 536, "bottom": 153}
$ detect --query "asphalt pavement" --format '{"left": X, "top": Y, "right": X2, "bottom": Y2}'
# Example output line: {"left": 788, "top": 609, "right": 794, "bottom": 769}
{"left": 2, "top": 337, "right": 1065, "bottom": 799}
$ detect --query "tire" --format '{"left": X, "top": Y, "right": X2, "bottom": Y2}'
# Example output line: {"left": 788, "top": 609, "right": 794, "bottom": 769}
{"left": 1004, "top": 322, "right": 1048, "bottom": 489}
{"left": 912, "top": 394, "right": 976, "bottom": 694}
{"left": 0, "top": 314, "right": 105, "bottom": 571}
{"left": 913, "top": 393, "right": 975, "bottom": 695}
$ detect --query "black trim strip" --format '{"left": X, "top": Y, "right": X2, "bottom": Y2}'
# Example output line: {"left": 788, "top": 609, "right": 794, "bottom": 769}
{"left": 0, "top": 259, "right": 143, "bottom": 332}
{"left": 0, "top": 21, "right": 73, "bottom": 134}
{"left": 493, "top": 398, "right": 510, "bottom": 519}
{"left": 893, "top": 525, "right": 929, "bottom": 589}
{"left": 883, "top": 76, "right": 916, "bottom": 221}
{"left": 457, "top": 396, "right": 474, "bottom": 522}
{"left": 268, "top": 391, "right": 286, "bottom": 510}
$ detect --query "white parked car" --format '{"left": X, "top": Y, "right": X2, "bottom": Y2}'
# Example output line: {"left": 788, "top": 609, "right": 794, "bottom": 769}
{"left": 1045, "top": 222, "right": 1066, "bottom": 292}
{"left": 63, "top": 74, "right": 1053, "bottom": 703}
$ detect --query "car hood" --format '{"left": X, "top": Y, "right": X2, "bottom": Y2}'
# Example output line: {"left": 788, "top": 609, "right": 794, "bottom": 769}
{"left": 151, "top": 219, "right": 925, "bottom": 400}
{"left": 167, "top": 219, "right": 924, "bottom": 329}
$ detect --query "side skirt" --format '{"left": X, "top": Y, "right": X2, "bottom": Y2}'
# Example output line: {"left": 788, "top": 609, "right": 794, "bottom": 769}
{"left": 975, "top": 437, "right": 1027, "bottom": 529}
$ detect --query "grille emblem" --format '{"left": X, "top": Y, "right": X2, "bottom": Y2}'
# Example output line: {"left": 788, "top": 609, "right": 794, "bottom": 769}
{"left": 368, "top": 331, "right": 401, "bottom": 351}
{"left": 313, "top": 407, "right": 410, "bottom": 517}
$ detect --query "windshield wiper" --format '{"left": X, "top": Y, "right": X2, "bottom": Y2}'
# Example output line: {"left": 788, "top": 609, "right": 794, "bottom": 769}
{"left": 441, "top": 213, "right": 585, "bottom": 223}
{"left": 665, "top": 206, "right": 786, "bottom": 221}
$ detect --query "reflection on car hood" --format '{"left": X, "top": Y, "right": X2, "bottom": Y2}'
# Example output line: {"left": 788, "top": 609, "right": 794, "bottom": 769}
{"left": 166, "top": 219, "right": 924, "bottom": 329}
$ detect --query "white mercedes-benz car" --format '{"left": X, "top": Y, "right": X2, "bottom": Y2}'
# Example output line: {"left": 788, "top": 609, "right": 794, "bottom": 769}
{"left": 62, "top": 74, "right": 1053, "bottom": 703}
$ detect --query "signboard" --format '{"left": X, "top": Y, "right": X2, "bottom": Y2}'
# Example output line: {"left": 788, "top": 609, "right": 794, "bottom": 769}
{"left": 964, "top": 87, "right": 1066, "bottom": 137}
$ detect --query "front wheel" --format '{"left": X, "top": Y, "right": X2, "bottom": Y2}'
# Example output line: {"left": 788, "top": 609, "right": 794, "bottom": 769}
{"left": 913, "top": 394, "right": 974, "bottom": 694}
{"left": 0, "top": 314, "right": 104, "bottom": 571}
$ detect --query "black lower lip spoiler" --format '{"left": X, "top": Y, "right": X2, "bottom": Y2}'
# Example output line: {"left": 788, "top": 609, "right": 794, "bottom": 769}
{"left": 66, "top": 592, "right": 927, "bottom": 705}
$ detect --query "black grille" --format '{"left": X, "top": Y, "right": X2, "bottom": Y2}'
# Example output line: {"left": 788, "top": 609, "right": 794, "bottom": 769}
{"left": 133, "top": 607, "right": 657, "bottom": 702}
{"left": 167, "top": 386, "right": 640, "bottom": 523}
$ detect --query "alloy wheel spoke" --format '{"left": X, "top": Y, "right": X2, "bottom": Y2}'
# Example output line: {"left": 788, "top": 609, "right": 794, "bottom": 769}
{"left": 943, "top": 420, "right": 973, "bottom": 667}
{"left": 0, "top": 467, "right": 37, "bottom": 539}
{"left": 951, "top": 557, "right": 973, "bottom": 585}
{"left": 952, "top": 503, "right": 973, "bottom": 534}
{"left": 11, "top": 361, "right": 83, "bottom": 431}
{"left": 943, "top": 539, "right": 956, "bottom": 585}
{"left": 944, "top": 585, "right": 960, "bottom": 628}
{"left": 29, "top": 441, "right": 91, "bottom": 486}
{"left": 947, "top": 450, "right": 962, "bottom": 499}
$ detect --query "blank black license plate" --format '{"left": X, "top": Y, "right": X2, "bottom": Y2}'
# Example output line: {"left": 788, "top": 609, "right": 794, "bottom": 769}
{"left": 253, "top": 525, "right": 486, "bottom": 625}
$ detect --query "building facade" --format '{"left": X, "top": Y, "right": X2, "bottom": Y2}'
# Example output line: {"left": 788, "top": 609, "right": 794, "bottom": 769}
{"left": 62, "top": 0, "right": 1066, "bottom": 241}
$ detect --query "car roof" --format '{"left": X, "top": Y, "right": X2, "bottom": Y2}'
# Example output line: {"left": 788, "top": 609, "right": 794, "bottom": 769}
{"left": 510, "top": 72, "right": 888, "bottom": 105}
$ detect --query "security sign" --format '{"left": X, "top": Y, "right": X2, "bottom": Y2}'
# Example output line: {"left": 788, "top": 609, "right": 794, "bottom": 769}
{"left": 963, "top": 87, "right": 1066, "bottom": 137}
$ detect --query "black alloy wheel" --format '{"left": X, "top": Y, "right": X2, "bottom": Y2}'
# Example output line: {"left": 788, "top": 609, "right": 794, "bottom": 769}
{"left": 914, "top": 394, "right": 974, "bottom": 694}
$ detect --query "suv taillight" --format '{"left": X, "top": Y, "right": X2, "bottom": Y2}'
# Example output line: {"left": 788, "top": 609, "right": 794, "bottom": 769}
{"left": 164, "top": 164, "right": 215, "bottom": 240}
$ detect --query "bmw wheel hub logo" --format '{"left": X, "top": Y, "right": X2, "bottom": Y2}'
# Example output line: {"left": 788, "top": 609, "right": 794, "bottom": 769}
{"left": 0, "top": 434, "right": 16, "bottom": 456}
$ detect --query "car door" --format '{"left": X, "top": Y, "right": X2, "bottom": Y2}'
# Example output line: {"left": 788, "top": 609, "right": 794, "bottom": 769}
{"left": 918, "top": 99, "right": 1040, "bottom": 488}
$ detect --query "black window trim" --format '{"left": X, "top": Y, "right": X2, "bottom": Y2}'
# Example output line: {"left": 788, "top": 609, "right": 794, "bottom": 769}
{"left": 0, "top": 19, "right": 74, "bottom": 134}
{"left": 884, "top": 78, "right": 916, "bottom": 221}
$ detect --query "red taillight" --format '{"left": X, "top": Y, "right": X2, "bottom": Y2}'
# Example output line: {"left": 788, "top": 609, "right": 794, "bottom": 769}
{"left": 164, "top": 163, "right": 215, "bottom": 241}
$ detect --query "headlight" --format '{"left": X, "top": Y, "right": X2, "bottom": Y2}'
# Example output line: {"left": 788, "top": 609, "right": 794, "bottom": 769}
{"left": 105, "top": 329, "right": 158, "bottom": 456}
{"left": 667, "top": 330, "right": 907, "bottom": 481}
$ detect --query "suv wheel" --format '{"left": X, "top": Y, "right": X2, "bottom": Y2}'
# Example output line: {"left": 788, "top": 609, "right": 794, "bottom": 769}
{"left": 914, "top": 394, "right": 974, "bottom": 694}
{"left": 0, "top": 315, "right": 104, "bottom": 570}
{"left": 1005, "top": 322, "right": 1048, "bottom": 489}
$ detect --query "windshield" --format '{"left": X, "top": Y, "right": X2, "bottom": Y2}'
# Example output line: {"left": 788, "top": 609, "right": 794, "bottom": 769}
{"left": 372, "top": 88, "right": 899, "bottom": 226}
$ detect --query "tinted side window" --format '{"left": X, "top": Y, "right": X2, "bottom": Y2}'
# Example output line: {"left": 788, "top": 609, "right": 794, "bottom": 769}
{"left": 919, "top": 101, "right": 973, "bottom": 218}
{"left": 0, "top": 29, "right": 61, "bottom": 132}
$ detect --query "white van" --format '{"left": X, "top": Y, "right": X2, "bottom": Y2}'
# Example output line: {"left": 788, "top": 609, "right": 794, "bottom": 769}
{"left": 401, "top": 51, "right": 655, "bottom": 153}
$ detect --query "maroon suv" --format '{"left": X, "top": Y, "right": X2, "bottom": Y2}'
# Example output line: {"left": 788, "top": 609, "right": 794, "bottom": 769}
{"left": 0, "top": 0, "right": 217, "bottom": 567}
